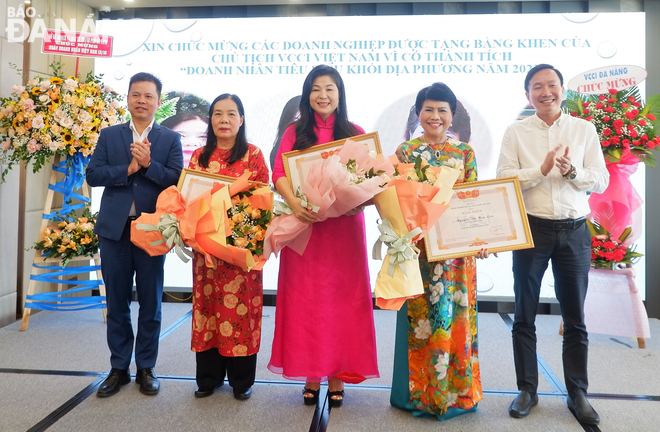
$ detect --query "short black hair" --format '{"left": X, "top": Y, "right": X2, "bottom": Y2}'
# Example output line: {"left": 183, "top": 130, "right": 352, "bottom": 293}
{"left": 524, "top": 64, "right": 564, "bottom": 92}
{"left": 128, "top": 72, "right": 163, "bottom": 97}
{"left": 414, "top": 83, "right": 457, "bottom": 116}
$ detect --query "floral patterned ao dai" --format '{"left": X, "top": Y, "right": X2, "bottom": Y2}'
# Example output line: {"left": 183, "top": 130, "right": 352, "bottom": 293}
{"left": 391, "top": 137, "right": 483, "bottom": 420}
{"left": 188, "top": 144, "right": 270, "bottom": 357}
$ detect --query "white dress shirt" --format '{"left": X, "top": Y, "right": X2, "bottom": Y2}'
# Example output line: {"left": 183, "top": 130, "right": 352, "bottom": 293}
{"left": 127, "top": 118, "right": 155, "bottom": 216}
{"left": 497, "top": 113, "right": 609, "bottom": 220}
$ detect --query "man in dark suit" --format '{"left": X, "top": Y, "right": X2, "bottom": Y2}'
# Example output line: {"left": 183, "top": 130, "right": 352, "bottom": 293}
{"left": 87, "top": 72, "right": 183, "bottom": 397}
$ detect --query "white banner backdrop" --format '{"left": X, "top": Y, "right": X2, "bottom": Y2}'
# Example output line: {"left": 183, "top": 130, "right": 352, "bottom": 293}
{"left": 94, "top": 12, "right": 646, "bottom": 300}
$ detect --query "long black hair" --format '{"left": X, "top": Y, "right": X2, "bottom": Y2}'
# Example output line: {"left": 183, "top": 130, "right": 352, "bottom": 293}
{"left": 198, "top": 94, "right": 248, "bottom": 168}
{"left": 293, "top": 65, "right": 360, "bottom": 151}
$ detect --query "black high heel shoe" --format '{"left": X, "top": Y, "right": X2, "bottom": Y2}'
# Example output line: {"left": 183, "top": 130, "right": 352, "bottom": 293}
{"left": 328, "top": 390, "right": 345, "bottom": 408}
{"left": 303, "top": 387, "right": 320, "bottom": 405}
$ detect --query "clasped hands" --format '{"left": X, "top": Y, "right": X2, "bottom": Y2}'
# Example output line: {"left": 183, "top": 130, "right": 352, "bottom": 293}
{"left": 541, "top": 144, "right": 572, "bottom": 177}
{"left": 128, "top": 137, "right": 152, "bottom": 176}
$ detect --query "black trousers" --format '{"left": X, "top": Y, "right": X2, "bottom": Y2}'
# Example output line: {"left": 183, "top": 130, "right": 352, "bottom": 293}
{"left": 511, "top": 216, "right": 591, "bottom": 397}
{"left": 196, "top": 348, "right": 257, "bottom": 394}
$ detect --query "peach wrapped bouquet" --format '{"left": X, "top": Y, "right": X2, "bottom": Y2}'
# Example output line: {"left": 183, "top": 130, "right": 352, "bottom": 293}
{"left": 131, "top": 171, "right": 273, "bottom": 272}
{"left": 371, "top": 156, "right": 461, "bottom": 310}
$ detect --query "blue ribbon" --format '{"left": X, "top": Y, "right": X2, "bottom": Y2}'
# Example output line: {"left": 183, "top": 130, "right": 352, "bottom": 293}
{"left": 44, "top": 154, "right": 91, "bottom": 220}
{"left": 26, "top": 263, "right": 106, "bottom": 311}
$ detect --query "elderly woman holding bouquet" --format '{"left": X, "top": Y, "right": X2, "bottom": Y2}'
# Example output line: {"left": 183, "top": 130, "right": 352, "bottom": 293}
{"left": 268, "top": 65, "right": 379, "bottom": 407}
{"left": 187, "top": 93, "right": 269, "bottom": 400}
{"left": 390, "top": 82, "right": 483, "bottom": 420}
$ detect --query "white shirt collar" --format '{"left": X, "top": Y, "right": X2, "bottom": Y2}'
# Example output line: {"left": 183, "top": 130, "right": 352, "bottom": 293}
{"left": 531, "top": 112, "right": 565, "bottom": 129}
{"left": 129, "top": 118, "right": 155, "bottom": 140}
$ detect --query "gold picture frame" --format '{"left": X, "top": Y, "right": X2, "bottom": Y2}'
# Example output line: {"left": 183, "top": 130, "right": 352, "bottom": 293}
{"left": 282, "top": 131, "right": 382, "bottom": 191}
{"left": 425, "top": 177, "right": 534, "bottom": 261}
{"left": 177, "top": 168, "right": 238, "bottom": 203}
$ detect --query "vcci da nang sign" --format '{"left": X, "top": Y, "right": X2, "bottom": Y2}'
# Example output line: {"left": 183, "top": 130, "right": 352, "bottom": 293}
{"left": 568, "top": 65, "right": 647, "bottom": 94}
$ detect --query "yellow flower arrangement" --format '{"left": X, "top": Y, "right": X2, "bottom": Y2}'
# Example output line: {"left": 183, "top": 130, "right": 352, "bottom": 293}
{"left": 33, "top": 205, "right": 99, "bottom": 267}
{"left": 0, "top": 62, "right": 125, "bottom": 182}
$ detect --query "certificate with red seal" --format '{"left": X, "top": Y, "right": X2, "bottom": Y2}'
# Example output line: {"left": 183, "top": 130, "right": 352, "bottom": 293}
{"left": 425, "top": 177, "right": 534, "bottom": 261}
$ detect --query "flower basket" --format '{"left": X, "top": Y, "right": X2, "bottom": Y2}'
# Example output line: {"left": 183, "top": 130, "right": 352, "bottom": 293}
{"left": 587, "top": 220, "right": 642, "bottom": 270}
{"left": 32, "top": 204, "right": 99, "bottom": 268}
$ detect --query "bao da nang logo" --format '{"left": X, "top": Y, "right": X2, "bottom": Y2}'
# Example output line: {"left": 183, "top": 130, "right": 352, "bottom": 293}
{"left": 6, "top": 6, "right": 96, "bottom": 43}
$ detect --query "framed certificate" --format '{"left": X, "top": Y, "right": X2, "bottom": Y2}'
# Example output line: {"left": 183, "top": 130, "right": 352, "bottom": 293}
{"left": 425, "top": 177, "right": 534, "bottom": 261}
{"left": 177, "top": 168, "right": 236, "bottom": 203}
{"left": 282, "top": 131, "right": 382, "bottom": 191}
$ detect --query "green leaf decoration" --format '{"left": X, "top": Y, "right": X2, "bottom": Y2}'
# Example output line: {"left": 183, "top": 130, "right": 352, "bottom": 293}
{"left": 643, "top": 151, "right": 657, "bottom": 168}
{"left": 155, "top": 95, "right": 179, "bottom": 124}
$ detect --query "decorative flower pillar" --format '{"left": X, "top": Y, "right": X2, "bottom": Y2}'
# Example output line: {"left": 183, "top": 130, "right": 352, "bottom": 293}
{"left": 0, "top": 63, "right": 124, "bottom": 330}
{"left": 568, "top": 88, "right": 659, "bottom": 241}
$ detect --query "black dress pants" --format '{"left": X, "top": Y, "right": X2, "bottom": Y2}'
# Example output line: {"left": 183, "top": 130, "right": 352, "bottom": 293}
{"left": 196, "top": 348, "right": 257, "bottom": 394}
{"left": 511, "top": 216, "right": 591, "bottom": 398}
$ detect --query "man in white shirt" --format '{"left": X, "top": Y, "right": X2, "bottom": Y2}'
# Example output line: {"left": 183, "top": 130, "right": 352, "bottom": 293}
{"left": 497, "top": 64, "right": 609, "bottom": 425}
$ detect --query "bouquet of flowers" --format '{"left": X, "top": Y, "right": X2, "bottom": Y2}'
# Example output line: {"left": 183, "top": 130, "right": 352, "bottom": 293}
{"left": 33, "top": 205, "right": 99, "bottom": 267}
{"left": 226, "top": 190, "right": 271, "bottom": 257}
{"left": 566, "top": 87, "right": 660, "bottom": 166}
{"left": 371, "top": 155, "right": 461, "bottom": 310}
{"left": 588, "top": 220, "right": 642, "bottom": 269}
{"left": 263, "top": 139, "right": 395, "bottom": 257}
{"left": 0, "top": 62, "right": 124, "bottom": 182}
{"left": 132, "top": 171, "right": 273, "bottom": 272}
{"left": 180, "top": 171, "right": 272, "bottom": 271}
{"left": 130, "top": 185, "right": 193, "bottom": 262}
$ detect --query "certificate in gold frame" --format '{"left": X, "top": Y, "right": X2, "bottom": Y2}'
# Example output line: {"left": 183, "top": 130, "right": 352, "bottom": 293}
{"left": 425, "top": 177, "right": 534, "bottom": 262}
{"left": 177, "top": 168, "right": 237, "bottom": 203}
{"left": 282, "top": 131, "right": 382, "bottom": 191}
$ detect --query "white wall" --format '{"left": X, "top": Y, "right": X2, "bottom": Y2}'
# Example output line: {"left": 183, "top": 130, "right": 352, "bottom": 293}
{"left": 0, "top": 0, "right": 97, "bottom": 327}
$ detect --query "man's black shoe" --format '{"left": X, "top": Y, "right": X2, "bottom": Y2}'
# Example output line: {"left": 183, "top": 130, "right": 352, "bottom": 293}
{"left": 135, "top": 368, "right": 160, "bottom": 396}
{"left": 194, "top": 383, "right": 224, "bottom": 398}
{"left": 234, "top": 387, "right": 252, "bottom": 400}
{"left": 97, "top": 368, "right": 130, "bottom": 398}
{"left": 567, "top": 391, "right": 600, "bottom": 425}
{"left": 508, "top": 390, "right": 538, "bottom": 418}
